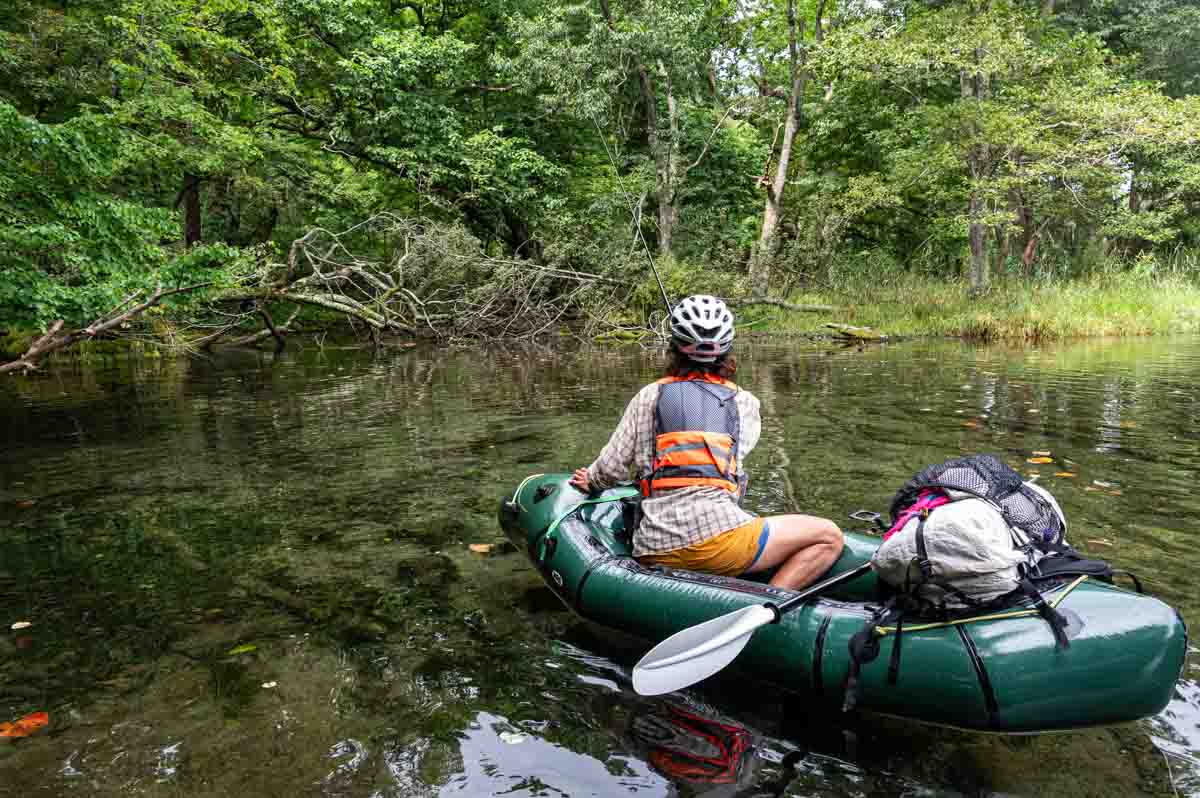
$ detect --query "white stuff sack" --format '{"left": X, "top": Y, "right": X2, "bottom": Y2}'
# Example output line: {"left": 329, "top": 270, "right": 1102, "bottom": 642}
{"left": 871, "top": 498, "right": 1027, "bottom": 607}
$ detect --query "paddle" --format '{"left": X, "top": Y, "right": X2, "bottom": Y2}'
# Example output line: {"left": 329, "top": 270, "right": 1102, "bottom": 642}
{"left": 631, "top": 562, "right": 873, "bottom": 696}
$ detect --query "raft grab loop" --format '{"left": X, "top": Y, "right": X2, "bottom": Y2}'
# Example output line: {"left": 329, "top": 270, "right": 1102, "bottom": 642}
{"left": 534, "top": 492, "right": 633, "bottom": 564}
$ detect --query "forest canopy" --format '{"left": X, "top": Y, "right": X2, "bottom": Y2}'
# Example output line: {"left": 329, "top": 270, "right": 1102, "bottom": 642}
{"left": 1, "top": 0, "right": 1197, "bottom": 351}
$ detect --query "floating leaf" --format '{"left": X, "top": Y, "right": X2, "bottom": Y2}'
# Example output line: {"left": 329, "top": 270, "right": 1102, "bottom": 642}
{"left": 468, "top": 544, "right": 494, "bottom": 554}
{"left": 10, "top": 621, "right": 31, "bottom": 631}
{"left": 1054, "top": 472, "right": 1076, "bottom": 478}
{"left": 226, "top": 643, "right": 257, "bottom": 656}
{"left": 0, "top": 712, "right": 48, "bottom": 738}
{"left": 14, "top": 500, "right": 35, "bottom": 509}
{"left": 1108, "top": 489, "right": 1123, "bottom": 496}
{"left": 1026, "top": 457, "right": 1054, "bottom": 464}
{"left": 961, "top": 420, "right": 980, "bottom": 429}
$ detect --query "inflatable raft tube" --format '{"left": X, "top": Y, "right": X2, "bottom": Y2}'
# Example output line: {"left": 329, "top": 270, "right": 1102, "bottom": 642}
{"left": 498, "top": 474, "right": 1188, "bottom": 734}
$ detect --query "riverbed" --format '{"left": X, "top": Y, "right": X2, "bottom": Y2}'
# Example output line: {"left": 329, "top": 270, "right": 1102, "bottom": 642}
{"left": 1, "top": 338, "right": 1197, "bottom": 796}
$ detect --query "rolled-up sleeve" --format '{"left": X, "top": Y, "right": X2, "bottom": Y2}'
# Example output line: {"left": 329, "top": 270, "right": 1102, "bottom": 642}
{"left": 586, "top": 394, "right": 642, "bottom": 490}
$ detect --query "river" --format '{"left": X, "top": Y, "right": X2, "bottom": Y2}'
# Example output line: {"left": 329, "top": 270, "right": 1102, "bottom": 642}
{"left": 1, "top": 337, "right": 1197, "bottom": 797}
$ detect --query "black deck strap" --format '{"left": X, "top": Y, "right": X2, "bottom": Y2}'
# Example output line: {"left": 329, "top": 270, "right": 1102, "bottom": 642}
{"left": 1019, "top": 575, "right": 1070, "bottom": 649}
{"left": 618, "top": 496, "right": 642, "bottom": 546}
{"left": 812, "top": 613, "right": 832, "bottom": 698}
{"left": 914, "top": 514, "right": 934, "bottom": 579}
{"left": 956, "top": 624, "right": 1000, "bottom": 727}
{"left": 887, "top": 612, "right": 904, "bottom": 686}
{"left": 843, "top": 602, "right": 895, "bottom": 713}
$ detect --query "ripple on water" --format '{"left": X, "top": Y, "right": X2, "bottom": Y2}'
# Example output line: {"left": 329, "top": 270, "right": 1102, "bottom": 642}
{"left": 0, "top": 338, "right": 1198, "bottom": 796}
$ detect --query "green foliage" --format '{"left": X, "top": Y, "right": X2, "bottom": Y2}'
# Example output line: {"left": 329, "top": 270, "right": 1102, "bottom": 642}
{"left": 0, "top": 0, "right": 1197, "bottom": 340}
{"left": 0, "top": 102, "right": 239, "bottom": 326}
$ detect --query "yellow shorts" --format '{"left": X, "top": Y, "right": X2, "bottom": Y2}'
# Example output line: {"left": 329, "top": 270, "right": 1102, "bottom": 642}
{"left": 638, "top": 518, "right": 769, "bottom": 576}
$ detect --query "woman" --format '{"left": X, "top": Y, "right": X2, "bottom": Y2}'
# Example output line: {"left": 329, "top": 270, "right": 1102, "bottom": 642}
{"left": 570, "top": 295, "right": 843, "bottom": 590}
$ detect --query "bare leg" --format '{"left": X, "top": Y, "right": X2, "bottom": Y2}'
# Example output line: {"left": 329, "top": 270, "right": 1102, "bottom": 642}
{"left": 743, "top": 514, "right": 844, "bottom": 590}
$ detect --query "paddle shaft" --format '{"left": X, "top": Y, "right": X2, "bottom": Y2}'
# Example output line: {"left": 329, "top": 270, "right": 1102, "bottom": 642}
{"left": 768, "top": 562, "right": 874, "bottom": 619}
{"left": 631, "top": 560, "right": 876, "bottom": 695}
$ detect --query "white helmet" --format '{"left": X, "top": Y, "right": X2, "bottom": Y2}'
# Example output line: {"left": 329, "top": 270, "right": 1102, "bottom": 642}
{"left": 669, "top": 295, "right": 735, "bottom": 363}
{"left": 1024, "top": 480, "right": 1068, "bottom": 539}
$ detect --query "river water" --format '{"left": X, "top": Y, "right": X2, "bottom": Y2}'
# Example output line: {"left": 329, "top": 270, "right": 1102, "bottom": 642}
{"left": 1, "top": 338, "right": 1197, "bottom": 797}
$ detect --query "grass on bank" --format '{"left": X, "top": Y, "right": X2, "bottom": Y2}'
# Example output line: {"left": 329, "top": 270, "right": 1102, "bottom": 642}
{"left": 758, "top": 274, "right": 1200, "bottom": 341}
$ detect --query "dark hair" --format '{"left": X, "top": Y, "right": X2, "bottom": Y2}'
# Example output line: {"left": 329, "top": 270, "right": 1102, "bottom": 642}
{"left": 665, "top": 345, "right": 737, "bottom": 381}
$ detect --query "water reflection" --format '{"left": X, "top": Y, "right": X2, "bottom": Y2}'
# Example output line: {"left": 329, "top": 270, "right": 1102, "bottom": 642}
{"left": 0, "top": 338, "right": 1198, "bottom": 796}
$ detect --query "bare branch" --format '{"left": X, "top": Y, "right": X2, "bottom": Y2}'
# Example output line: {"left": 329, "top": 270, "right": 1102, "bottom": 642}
{"left": 2, "top": 283, "right": 211, "bottom": 374}
{"left": 685, "top": 100, "right": 746, "bottom": 175}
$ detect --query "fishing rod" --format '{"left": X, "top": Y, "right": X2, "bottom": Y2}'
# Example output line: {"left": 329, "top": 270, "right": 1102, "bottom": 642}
{"left": 588, "top": 107, "right": 674, "bottom": 319}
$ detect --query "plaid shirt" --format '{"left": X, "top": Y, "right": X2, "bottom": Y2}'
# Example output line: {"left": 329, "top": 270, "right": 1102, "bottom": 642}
{"left": 586, "top": 379, "right": 762, "bottom": 556}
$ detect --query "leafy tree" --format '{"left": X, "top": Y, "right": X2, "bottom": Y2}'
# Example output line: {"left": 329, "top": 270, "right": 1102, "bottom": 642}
{"left": 815, "top": 0, "right": 1199, "bottom": 291}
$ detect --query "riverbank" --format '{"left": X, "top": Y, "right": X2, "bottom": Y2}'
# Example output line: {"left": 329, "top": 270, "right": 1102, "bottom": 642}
{"left": 752, "top": 274, "right": 1200, "bottom": 341}
{"left": 4, "top": 274, "right": 1200, "bottom": 370}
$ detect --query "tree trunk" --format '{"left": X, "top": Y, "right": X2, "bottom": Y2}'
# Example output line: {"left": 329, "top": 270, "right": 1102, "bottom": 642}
{"left": 1011, "top": 187, "right": 1034, "bottom": 251}
{"left": 660, "top": 60, "right": 681, "bottom": 259}
{"left": 750, "top": 0, "right": 807, "bottom": 297}
{"left": 963, "top": 44, "right": 990, "bottom": 296}
{"left": 1022, "top": 230, "right": 1040, "bottom": 273}
{"left": 968, "top": 191, "right": 988, "bottom": 294}
{"left": 639, "top": 62, "right": 679, "bottom": 259}
{"left": 503, "top": 208, "right": 543, "bottom": 262}
{"left": 995, "top": 221, "right": 1010, "bottom": 273}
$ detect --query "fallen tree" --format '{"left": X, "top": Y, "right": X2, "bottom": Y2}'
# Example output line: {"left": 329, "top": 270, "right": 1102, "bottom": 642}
{"left": 201, "top": 215, "right": 626, "bottom": 345}
{"left": 0, "top": 283, "right": 211, "bottom": 374}
{"left": 1, "top": 217, "right": 629, "bottom": 371}
{"left": 2, "top": 216, "right": 837, "bottom": 373}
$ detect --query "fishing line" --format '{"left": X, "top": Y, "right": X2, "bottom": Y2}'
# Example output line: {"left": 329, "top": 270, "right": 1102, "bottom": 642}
{"left": 586, "top": 105, "right": 673, "bottom": 317}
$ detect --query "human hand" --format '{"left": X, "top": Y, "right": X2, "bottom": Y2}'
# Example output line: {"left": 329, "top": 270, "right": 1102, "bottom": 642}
{"left": 569, "top": 467, "right": 591, "bottom": 493}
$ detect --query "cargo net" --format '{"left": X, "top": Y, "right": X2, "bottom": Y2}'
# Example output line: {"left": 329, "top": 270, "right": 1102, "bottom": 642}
{"left": 889, "top": 454, "right": 1063, "bottom": 546}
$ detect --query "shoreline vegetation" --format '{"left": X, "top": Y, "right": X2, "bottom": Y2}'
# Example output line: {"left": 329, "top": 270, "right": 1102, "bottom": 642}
{"left": 2, "top": 0, "right": 1199, "bottom": 370}
{"left": 762, "top": 273, "right": 1200, "bottom": 342}
{"left": 4, "top": 270, "right": 1199, "bottom": 368}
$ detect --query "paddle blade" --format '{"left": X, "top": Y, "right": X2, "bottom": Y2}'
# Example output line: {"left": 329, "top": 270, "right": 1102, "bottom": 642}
{"left": 632, "top": 604, "right": 777, "bottom": 696}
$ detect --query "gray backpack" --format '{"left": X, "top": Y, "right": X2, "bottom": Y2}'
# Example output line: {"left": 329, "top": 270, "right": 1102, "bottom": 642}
{"left": 871, "top": 497, "right": 1031, "bottom": 609}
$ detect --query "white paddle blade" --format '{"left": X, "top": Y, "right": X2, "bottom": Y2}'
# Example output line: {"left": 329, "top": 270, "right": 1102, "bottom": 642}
{"left": 632, "top": 604, "right": 777, "bottom": 696}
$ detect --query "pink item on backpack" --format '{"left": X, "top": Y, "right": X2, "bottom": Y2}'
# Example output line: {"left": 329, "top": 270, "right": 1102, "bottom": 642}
{"left": 884, "top": 489, "right": 950, "bottom": 541}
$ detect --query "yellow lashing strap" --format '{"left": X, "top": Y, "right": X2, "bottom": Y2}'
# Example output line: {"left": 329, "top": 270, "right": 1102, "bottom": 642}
{"left": 874, "top": 575, "right": 1089, "bottom": 636}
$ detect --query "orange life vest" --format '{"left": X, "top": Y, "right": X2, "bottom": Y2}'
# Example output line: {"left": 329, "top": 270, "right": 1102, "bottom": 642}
{"left": 642, "top": 374, "right": 741, "bottom": 496}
